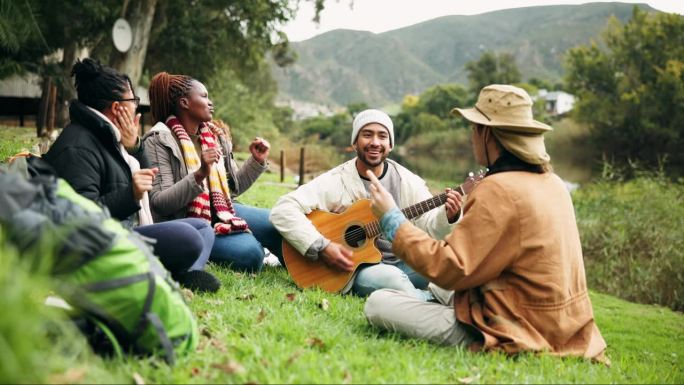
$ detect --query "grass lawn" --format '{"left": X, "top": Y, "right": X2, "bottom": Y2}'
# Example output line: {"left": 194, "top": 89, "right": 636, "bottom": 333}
{"left": 1, "top": 126, "right": 683, "bottom": 383}
{"left": 82, "top": 172, "right": 682, "bottom": 384}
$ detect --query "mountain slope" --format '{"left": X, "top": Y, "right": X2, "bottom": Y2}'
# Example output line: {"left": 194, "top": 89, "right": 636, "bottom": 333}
{"left": 272, "top": 2, "right": 657, "bottom": 106}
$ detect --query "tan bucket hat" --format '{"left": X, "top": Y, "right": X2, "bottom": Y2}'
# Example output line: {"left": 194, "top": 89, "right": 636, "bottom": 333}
{"left": 451, "top": 84, "right": 552, "bottom": 133}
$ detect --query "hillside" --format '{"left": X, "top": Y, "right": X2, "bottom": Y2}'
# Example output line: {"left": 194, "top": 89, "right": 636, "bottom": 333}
{"left": 272, "top": 2, "right": 656, "bottom": 107}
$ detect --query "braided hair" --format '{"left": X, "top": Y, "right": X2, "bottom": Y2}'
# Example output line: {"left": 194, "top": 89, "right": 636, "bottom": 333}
{"left": 71, "top": 58, "right": 132, "bottom": 111}
{"left": 149, "top": 71, "right": 195, "bottom": 123}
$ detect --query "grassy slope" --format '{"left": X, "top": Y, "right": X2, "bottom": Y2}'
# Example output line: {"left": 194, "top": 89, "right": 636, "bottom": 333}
{"left": 95, "top": 172, "right": 682, "bottom": 384}
{"left": 0, "top": 127, "right": 682, "bottom": 383}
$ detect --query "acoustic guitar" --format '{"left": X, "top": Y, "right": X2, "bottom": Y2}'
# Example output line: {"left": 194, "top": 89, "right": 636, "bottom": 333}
{"left": 282, "top": 171, "right": 485, "bottom": 293}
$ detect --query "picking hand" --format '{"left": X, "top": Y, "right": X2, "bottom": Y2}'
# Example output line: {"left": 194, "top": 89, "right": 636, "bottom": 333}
{"left": 365, "top": 169, "right": 398, "bottom": 218}
{"left": 249, "top": 137, "right": 270, "bottom": 164}
{"left": 113, "top": 105, "right": 141, "bottom": 150}
{"left": 445, "top": 188, "right": 463, "bottom": 223}
{"left": 320, "top": 242, "right": 354, "bottom": 272}
{"left": 132, "top": 168, "right": 158, "bottom": 201}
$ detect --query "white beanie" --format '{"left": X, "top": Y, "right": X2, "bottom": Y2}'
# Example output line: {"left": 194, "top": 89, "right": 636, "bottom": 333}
{"left": 351, "top": 109, "right": 394, "bottom": 147}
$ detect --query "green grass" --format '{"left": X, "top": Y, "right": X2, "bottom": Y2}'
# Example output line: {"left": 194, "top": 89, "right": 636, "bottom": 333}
{"left": 1, "top": 127, "right": 683, "bottom": 383}
{"left": 0, "top": 125, "right": 41, "bottom": 161}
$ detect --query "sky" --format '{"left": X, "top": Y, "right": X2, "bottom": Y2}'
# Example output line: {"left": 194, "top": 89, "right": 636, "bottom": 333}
{"left": 282, "top": 0, "right": 684, "bottom": 42}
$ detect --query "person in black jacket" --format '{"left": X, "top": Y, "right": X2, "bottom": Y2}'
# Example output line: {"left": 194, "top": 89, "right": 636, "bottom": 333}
{"left": 44, "top": 58, "right": 220, "bottom": 292}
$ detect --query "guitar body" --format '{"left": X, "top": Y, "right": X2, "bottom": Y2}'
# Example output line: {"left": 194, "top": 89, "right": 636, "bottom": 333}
{"left": 282, "top": 199, "right": 381, "bottom": 293}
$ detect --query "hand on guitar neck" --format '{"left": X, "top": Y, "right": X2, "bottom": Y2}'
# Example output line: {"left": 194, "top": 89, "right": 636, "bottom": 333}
{"left": 320, "top": 242, "right": 355, "bottom": 272}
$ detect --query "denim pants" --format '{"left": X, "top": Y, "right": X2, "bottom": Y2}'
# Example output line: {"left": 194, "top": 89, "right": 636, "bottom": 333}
{"left": 352, "top": 261, "right": 433, "bottom": 301}
{"left": 209, "top": 203, "right": 283, "bottom": 273}
{"left": 134, "top": 217, "right": 215, "bottom": 274}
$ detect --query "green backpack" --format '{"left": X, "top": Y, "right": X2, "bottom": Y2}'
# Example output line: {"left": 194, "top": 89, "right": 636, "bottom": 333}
{"left": 0, "top": 157, "right": 198, "bottom": 364}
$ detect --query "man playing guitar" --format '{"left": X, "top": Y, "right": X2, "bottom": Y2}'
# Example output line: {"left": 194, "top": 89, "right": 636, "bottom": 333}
{"left": 269, "top": 109, "right": 463, "bottom": 298}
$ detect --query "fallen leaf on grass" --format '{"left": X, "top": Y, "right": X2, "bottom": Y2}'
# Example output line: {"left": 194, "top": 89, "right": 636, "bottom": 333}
{"left": 210, "top": 338, "right": 228, "bottom": 352}
{"left": 132, "top": 372, "right": 146, "bottom": 385}
{"left": 200, "top": 327, "right": 212, "bottom": 338}
{"left": 458, "top": 374, "right": 480, "bottom": 384}
{"left": 181, "top": 288, "right": 194, "bottom": 302}
{"left": 191, "top": 367, "right": 201, "bottom": 377}
{"left": 48, "top": 367, "right": 87, "bottom": 383}
{"left": 286, "top": 349, "right": 304, "bottom": 365}
{"left": 343, "top": 369, "right": 352, "bottom": 384}
{"left": 256, "top": 308, "right": 267, "bottom": 323}
{"left": 211, "top": 361, "right": 246, "bottom": 375}
{"left": 237, "top": 294, "right": 256, "bottom": 301}
{"left": 319, "top": 298, "right": 330, "bottom": 311}
{"left": 306, "top": 337, "right": 326, "bottom": 350}
{"left": 260, "top": 358, "right": 270, "bottom": 367}
{"left": 285, "top": 293, "right": 296, "bottom": 301}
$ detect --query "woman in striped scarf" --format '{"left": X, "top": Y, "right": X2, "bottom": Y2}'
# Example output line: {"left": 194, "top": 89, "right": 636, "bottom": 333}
{"left": 143, "top": 72, "right": 282, "bottom": 273}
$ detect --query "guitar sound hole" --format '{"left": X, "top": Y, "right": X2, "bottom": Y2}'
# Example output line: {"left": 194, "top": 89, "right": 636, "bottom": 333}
{"left": 344, "top": 225, "right": 367, "bottom": 248}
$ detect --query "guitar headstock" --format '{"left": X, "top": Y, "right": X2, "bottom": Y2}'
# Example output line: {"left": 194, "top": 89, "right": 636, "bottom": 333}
{"left": 458, "top": 169, "right": 487, "bottom": 195}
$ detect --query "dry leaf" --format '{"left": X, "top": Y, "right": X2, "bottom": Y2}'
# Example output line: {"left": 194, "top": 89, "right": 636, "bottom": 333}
{"left": 200, "top": 327, "right": 212, "bottom": 338}
{"left": 132, "top": 372, "right": 146, "bottom": 385}
{"left": 286, "top": 349, "right": 303, "bottom": 365}
{"left": 211, "top": 361, "right": 246, "bottom": 375}
{"left": 181, "top": 288, "right": 194, "bottom": 301}
{"left": 343, "top": 369, "right": 352, "bottom": 384}
{"left": 458, "top": 374, "right": 480, "bottom": 384}
{"left": 237, "top": 294, "right": 256, "bottom": 301}
{"left": 306, "top": 337, "right": 325, "bottom": 350}
{"left": 319, "top": 298, "right": 330, "bottom": 311}
{"left": 191, "top": 367, "right": 201, "bottom": 377}
{"left": 285, "top": 293, "right": 296, "bottom": 301}
{"left": 260, "top": 358, "right": 270, "bottom": 367}
{"left": 48, "top": 367, "right": 86, "bottom": 383}
{"left": 210, "top": 338, "right": 228, "bottom": 352}
{"left": 256, "top": 309, "right": 267, "bottom": 323}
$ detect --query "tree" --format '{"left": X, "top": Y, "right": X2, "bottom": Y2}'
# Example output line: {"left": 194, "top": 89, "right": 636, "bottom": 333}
{"left": 416, "top": 83, "right": 469, "bottom": 120}
{"left": 465, "top": 51, "right": 521, "bottom": 98}
{"left": 564, "top": 7, "right": 684, "bottom": 175}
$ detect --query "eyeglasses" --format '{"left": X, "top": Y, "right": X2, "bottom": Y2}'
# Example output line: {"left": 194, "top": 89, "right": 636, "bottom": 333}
{"left": 116, "top": 96, "right": 141, "bottom": 108}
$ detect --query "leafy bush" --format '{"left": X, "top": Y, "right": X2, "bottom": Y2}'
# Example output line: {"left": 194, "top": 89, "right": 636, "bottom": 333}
{"left": 574, "top": 171, "right": 684, "bottom": 311}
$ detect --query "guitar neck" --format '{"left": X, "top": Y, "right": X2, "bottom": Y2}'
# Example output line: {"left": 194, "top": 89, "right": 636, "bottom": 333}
{"left": 363, "top": 185, "right": 465, "bottom": 238}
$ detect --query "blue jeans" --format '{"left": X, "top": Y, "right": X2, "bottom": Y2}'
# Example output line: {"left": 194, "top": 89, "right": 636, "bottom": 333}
{"left": 352, "top": 261, "right": 433, "bottom": 301}
{"left": 209, "top": 203, "right": 282, "bottom": 273}
{"left": 134, "top": 218, "right": 215, "bottom": 274}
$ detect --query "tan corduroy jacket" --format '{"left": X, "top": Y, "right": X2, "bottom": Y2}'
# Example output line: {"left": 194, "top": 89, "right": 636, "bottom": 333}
{"left": 393, "top": 171, "right": 607, "bottom": 360}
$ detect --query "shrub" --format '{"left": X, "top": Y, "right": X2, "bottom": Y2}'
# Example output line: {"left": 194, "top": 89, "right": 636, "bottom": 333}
{"left": 574, "top": 172, "right": 684, "bottom": 311}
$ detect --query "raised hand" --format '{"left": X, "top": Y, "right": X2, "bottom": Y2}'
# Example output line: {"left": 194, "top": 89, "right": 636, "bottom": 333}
{"left": 132, "top": 168, "right": 158, "bottom": 201}
{"left": 365, "top": 170, "right": 398, "bottom": 218}
{"left": 249, "top": 137, "right": 270, "bottom": 165}
{"left": 320, "top": 242, "right": 355, "bottom": 272}
{"left": 113, "top": 105, "right": 141, "bottom": 150}
{"left": 445, "top": 188, "right": 463, "bottom": 223}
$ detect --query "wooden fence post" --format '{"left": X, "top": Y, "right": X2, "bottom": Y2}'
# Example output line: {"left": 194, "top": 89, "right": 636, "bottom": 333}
{"left": 47, "top": 83, "right": 57, "bottom": 133}
{"left": 280, "top": 150, "right": 285, "bottom": 183}
{"left": 298, "top": 147, "right": 305, "bottom": 186}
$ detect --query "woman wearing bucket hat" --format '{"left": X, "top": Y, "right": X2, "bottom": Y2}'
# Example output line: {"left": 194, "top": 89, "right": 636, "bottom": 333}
{"left": 363, "top": 85, "right": 608, "bottom": 362}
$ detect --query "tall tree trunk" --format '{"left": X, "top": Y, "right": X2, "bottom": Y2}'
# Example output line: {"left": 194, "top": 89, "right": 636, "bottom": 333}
{"left": 54, "top": 41, "right": 81, "bottom": 128}
{"left": 109, "top": 0, "right": 158, "bottom": 87}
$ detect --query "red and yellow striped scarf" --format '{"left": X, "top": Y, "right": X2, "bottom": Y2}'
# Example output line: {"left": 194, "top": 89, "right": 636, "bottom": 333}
{"left": 167, "top": 116, "right": 248, "bottom": 235}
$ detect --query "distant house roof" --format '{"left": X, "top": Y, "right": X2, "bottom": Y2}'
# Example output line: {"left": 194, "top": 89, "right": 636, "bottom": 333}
{"left": 542, "top": 91, "right": 572, "bottom": 101}
{"left": 0, "top": 73, "right": 150, "bottom": 106}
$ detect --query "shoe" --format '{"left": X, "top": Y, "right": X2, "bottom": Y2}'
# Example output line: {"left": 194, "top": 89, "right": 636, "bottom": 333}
{"left": 174, "top": 270, "right": 221, "bottom": 293}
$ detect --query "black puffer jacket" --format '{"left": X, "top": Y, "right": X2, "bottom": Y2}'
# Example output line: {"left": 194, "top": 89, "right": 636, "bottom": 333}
{"left": 44, "top": 100, "right": 148, "bottom": 223}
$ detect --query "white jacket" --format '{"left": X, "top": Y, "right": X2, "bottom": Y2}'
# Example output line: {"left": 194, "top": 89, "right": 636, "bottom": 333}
{"left": 269, "top": 158, "right": 455, "bottom": 256}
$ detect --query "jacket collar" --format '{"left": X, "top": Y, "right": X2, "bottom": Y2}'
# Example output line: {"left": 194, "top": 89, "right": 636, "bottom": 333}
{"left": 69, "top": 100, "right": 118, "bottom": 146}
{"left": 144, "top": 121, "right": 183, "bottom": 161}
